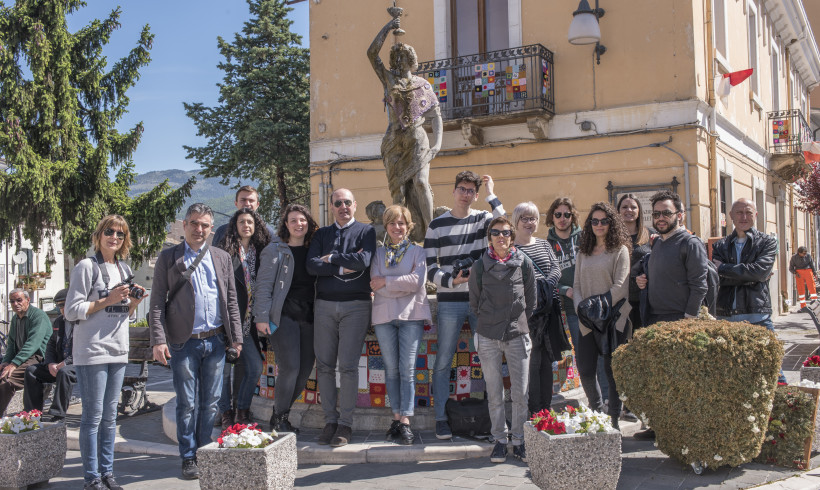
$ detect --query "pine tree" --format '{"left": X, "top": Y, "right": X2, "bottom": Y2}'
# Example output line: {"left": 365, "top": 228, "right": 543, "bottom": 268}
{"left": 0, "top": 0, "right": 194, "bottom": 265}
{"left": 184, "top": 0, "right": 310, "bottom": 222}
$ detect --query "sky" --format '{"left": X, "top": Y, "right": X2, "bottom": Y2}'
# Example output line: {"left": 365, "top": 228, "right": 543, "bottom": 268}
{"left": 65, "top": 0, "right": 309, "bottom": 176}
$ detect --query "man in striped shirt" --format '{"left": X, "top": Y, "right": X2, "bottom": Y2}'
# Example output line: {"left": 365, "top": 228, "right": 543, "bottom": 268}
{"left": 424, "top": 170, "right": 505, "bottom": 439}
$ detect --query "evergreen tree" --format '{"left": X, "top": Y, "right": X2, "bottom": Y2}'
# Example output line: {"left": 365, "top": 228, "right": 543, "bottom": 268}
{"left": 0, "top": 0, "right": 194, "bottom": 265}
{"left": 184, "top": 0, "right": 310, "bottom": 222}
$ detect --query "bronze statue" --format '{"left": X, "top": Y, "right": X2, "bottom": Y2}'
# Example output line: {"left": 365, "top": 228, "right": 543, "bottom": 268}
{"left": 368, "top": 16, "right": 443, "bottom": 243}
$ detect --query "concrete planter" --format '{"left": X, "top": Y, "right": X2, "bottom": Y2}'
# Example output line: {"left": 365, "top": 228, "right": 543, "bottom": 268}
{"left": 0, "top": 422, "right": 66, "bottom": 487}
{"left": 523, "top": 421, "right": 621, "bottom": 490}
{"left": 800, "top": 366, "right": 820, "bottom": 384}
{"left": 198, "top": 432, "right": 297, "bottom": 489}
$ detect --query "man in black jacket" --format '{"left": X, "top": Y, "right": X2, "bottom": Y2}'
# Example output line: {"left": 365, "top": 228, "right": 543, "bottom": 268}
{"left": 23, "top": 289, "right": 77, "bottom": 421}
{"left": 712, "top": 198, "right": 785, "bottom": 383}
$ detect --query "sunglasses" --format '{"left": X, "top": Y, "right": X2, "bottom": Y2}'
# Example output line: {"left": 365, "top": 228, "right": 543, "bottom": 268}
{"left": 103, "top": 228, "right": 126, "bottom": 240}
{"left": 652, "top": 210, "right": 678, "bottom": 219}
{"left": 554, "top": 212, "right": 572, "bottom": 219}
{"left": 489, "top": 229, "right": 512, "bottom": 237}
{"left": 590, "top": 218, "right": 611, "bottom": 226}
{"left": 333, "top": 199, "right": 353, "bottom": 208}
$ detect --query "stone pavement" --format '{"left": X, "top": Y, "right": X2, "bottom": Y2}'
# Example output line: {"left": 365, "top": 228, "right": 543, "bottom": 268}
{"left": 28, "top": 311, "right": 820, "bottom": 488}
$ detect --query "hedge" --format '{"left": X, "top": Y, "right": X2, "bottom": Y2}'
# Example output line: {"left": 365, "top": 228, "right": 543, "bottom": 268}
{"left": 753, "top": 385, "right": 816, "bottom": 469}
{"left": 612, "top": 319, "right": 783, "bottom": 468}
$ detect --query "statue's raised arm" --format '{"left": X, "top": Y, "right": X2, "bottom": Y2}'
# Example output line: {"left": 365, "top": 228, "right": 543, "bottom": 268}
{"left": 368, "top": 18, "right": 401, "bottom": 87}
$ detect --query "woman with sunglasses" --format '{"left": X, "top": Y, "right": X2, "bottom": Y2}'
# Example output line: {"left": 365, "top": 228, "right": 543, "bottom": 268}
{"left": 469, "top": 216, "right": 536, "bottom": 463}
{"left": 369, "top": 205, "right": 431, "bottom": 445}
{"left": 215, "top": 208, "right": 271, "bottom": 428}
{"left": 65, "top": 215, "right": 146, "bottom": 490}
{"left": 255, "top": 204, "right": 319, "bottom": 433}
{"left": 512, "top": 202, "right": 561, "bottom": 416}
{"left": 572, "top": 202, "right": 631, "bottom": 430}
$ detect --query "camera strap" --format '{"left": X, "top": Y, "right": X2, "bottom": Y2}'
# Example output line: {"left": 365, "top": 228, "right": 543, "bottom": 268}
{"left": 92, "top": 251, "right": 126, "bottom": 289}
{"left": 166, "top": 241, "right": 210, "bottom": 306}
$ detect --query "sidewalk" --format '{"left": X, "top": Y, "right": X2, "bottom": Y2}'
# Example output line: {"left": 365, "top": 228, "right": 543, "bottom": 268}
{"left": 36, "top": 311, "right": 820, "bottom": 489}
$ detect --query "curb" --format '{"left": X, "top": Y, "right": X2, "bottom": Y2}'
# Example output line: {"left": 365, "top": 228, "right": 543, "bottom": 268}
{"left": 66, "top": 428, "right": 178, "bottom": 456}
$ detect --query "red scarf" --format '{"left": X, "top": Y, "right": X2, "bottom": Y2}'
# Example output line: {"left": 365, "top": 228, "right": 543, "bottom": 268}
{"left": 489, "top": 246, "right": 515, "bottom": 263}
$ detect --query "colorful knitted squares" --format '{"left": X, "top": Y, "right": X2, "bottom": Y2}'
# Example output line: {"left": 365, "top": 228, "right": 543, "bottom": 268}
{"left": 449, "top": 382, "right": 456, "bottom": 395}
{"left": 357, "top": 393, "right": 370, "bottom": 407}
{"left": 471, "top": 366, "right": 482, "bottom": 379}
{"left": 305, "top": 379, "right": 317, "bottom": 391}
{"left": 471, "top": 379, "right": 486, "bottom": 392}
{"left": 304, "top": 391, "right": 317, "bottom": 404}
{"left": 415, "top": 396, "right": 430, "bottom": 407}
{"left": 259, "top": 387, "right": 267, "bottom": 397}
{"left": 456, "top": 380, "right": 470, "bottom": 394}
{"left": 427, "top": 339, "right": 437, "bottom": 354}
{"left": 415, "top": 383, "right": 429, "bottom": 396}
{"left": 450, "top": 367, "right": 458, "bottom": 381}
{"left": 471, "top": 353, "right": 481, "bottom": 366}
{"left": 456, "top": 352, "right": 470, "bottom": 367}
{"left": 368, "top": 369, "right": 385, "bottom": 384}
{"left": 415, "top": 356, "right": 427, "bottom": 369}
{"left": 266, "top": 376, "right": 275, "bottom": 387}
{"left": 415, "top": 369, "right": 430, "bottom": 384}
{"left": 456, "top": 339, "right": 469, "bottom": 352}
{"left": 370, "top": 383, "right": 386, "bottom": 395}
{"left": 368, "top": 355, "right": 385, "bottom": 370}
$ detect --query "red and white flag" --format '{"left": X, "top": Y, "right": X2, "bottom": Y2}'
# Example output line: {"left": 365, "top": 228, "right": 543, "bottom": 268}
{"left": 716, "top": 68, "right": 754, "bottom": 105}
{"left": 803, "top": 141, "right": 820, "bottom": 164}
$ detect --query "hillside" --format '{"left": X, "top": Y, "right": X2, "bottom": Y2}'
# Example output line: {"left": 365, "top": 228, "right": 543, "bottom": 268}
{"left": 130, "top": 170, "right": 257, "bottom": 228}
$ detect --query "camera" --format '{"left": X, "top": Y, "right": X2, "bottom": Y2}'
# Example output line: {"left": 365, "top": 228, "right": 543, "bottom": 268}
{"left": 451, "top": 257, "right": 474, "bottom": 279}
{"left": 225, "top": 347, "right": 239, "bottom": 364}
{"left": 111, "top": 274, "right": 145, "bottom": 299}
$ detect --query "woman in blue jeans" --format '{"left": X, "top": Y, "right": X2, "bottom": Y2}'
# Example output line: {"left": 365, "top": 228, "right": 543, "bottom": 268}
{"left": 65, "top": 215, "right": 146, "bottom": 490}
{"left": 215, "top": 207, "right": 271, "bottom": 427}
{"left": 370, "top": 205, "right": 431, "bottom": 445}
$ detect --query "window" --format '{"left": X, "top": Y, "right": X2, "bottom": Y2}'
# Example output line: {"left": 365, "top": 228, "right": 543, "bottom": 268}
{"left": 755, "top": 188, "right": 766, "bottom": 232}
{"left": 771, "top": 44, "right": 780, "bottom": 110}
{"left": 714, "top": 0, "right": 728, "bottom": 60}
{"left": 720, "top": 175, "right": 732, "bottom": 236}
{"left": 450, "top": 0, "right": 509, "bottom": 57}
{"left": 747, "top": 2, "right": 759, "bottom": 95}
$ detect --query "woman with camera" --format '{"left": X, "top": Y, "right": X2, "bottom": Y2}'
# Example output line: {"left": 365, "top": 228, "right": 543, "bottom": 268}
{"left": 215, "top": 208, "right": 271, "bottom": 427}
{"left": 65, "top": 215, "right": 146, "bottom": 490}
{"left": 255, "top": 204, "right": 319, "bottom": 433}
{"left": 572, "top": 202, "right": 631, "bottom": 430}
{"left": 370, "top": 205, "right": 431, "bottom": 445}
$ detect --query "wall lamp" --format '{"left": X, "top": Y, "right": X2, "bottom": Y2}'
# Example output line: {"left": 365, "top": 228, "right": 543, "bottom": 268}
{"left": 568, "top": 0, "right": 606, "bottom": 64}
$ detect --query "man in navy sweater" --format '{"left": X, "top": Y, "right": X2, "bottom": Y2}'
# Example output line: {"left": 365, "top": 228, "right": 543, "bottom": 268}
{"left": 307, "top": 188, "right": 377, "bottom": 447}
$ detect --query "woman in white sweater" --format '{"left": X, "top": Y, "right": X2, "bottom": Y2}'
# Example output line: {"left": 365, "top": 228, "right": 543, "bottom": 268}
{"left": 572, "top": 202, "right": 631, "bottom": 430}
{"left": 370, "top": 205, "right": 431, "bottom": 445}
{"left": 65, "top": 215, "right": 146, "bottom": 490}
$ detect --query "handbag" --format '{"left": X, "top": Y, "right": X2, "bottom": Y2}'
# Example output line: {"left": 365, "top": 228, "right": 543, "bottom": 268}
{"left": 445, "top": 397, "right": 492, "bottom": 437}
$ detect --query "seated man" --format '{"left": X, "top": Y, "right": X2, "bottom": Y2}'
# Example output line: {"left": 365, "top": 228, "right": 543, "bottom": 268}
{"left": 0, "top": 289, "right": 52, "bottom": 416}
{"left": 24, "top": 288, "right": 77, "bottom": 421}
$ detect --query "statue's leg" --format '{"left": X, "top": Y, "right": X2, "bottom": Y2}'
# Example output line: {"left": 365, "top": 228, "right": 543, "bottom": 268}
{"left": 408, "top": 164, "right": 433, "bottom": 242}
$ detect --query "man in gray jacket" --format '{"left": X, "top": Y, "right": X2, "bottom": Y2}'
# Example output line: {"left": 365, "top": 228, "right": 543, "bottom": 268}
{"left": 150, "top": 203, "right": 242, "bottom": 480}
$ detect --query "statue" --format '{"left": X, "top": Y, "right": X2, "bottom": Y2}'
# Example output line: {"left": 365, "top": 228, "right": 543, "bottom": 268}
{"left": 368, "top": 14, "right": 443, "bottom": 243}
{"left": 366, "top": 200, "right": 387, "bottom": 245}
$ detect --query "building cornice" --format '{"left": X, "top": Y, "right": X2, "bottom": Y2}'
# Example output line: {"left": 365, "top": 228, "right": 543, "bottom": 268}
{"left": 762, "top": 0, "right": 820, "bottom": 88}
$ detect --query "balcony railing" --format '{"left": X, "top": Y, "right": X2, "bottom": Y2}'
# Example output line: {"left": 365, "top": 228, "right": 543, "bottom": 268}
{"left": 415, "top": 43, "right": 555, "bottom": 123}
{"left": 768, "top": 109, "right": 812, "bottom": 154}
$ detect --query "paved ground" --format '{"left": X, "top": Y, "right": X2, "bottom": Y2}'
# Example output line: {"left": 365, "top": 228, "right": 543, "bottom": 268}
{"left": 23, "top": 311, "right": 820, "bottom": 489}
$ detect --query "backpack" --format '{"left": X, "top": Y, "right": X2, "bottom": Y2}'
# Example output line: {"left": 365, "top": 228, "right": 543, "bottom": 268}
{"left": 651, "top": 233, "right": 717, "bottom": 316}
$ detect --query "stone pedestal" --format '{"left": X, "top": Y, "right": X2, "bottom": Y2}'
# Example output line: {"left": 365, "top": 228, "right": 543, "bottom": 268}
{"left": 800, "top": 366, "right": 820, "bottom": 384}
{"left": 523, "top": 421, "right": 621, "bottom": 490}
{"left": 0, "top": 422, "right": 66, "bottom": 488}
{"left": 197, "top": 432, "right": 297, "bottom": 490}
{"left": 5, "top": 391, "right": 24, "bottom": 416}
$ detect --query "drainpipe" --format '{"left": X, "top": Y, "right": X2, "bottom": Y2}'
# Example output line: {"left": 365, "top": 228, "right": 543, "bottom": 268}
{"left": 705, "top": 0, "right": 719, "bottom": 238}
{"left": 318, "top": 181, "right": 327, "bottom": 227}
{"left": 654, "top": 141, "right": 692, "bottom": 230}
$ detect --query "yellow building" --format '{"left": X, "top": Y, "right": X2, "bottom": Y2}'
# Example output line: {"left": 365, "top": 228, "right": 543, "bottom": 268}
{"left": 308, "top": 0, "right": 820, "bottom": 315}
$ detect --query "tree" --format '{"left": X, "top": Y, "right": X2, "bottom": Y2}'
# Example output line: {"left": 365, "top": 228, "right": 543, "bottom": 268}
{"left": 0, "top": 0, "right": 195, "bottom": 265}
{"left": 184, "top": 0, "right": 310, "bottom": 222}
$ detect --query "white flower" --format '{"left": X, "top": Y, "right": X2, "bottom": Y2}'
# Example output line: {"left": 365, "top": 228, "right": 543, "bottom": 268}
{"left": 747, "top": 415, "right": 756, "bottom": 422}
{"left": 761, "top": 378, "right": 768, "bottom": 387}
{"left": 767, "top": 402, "right": 773, "bottom": 411}
{"left": 753, "top": 392, "right": 760, "bottom": 398}
{"left": 752, "top": 426, "right": 760, "bottom": 434}
{"left": 743, "top": 402, "right": 752, "bottom": 409}
{"left": 715, "top": 337, "right": 726, "bottom": 345}
{"left": 767, "top": 435, "right": 775, "bottom": 441}
{"left": 681, "top": 447, "right": 689, "bottom": 455}
{"left": 653, "top": 442, "right": 658, "bottom": 447}
{"left": 714, "top": 455, "right": 723, "bottom": 461}
{"left": 619, "top": 393, "right": 628, "bottom": 402}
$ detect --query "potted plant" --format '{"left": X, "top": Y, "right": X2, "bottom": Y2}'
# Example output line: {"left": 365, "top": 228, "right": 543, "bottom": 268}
{"left": 198, "top": 423, "right": 296, "bottom": 489}
{"left": 524, "top": 404, "right": 621, "bottom": 490}
{"left": 0, "top": 410, "right": 66, "bottom": 487}
{"left": 800, "top": 355, "right": 820, "bottom": 384}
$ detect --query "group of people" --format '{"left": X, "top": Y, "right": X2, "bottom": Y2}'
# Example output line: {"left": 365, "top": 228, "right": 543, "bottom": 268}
{"left": 0, "top": 172, "right": 802, "bottom": 485}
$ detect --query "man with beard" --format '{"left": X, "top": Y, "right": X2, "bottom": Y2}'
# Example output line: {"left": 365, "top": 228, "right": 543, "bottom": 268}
{"left": 636, "top": 190, "right": 708, "bottom": 324}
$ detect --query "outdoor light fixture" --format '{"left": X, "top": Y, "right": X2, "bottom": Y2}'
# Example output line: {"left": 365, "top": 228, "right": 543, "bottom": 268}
{"left": 568, "top": 0, "right": 607, "bottom": 64}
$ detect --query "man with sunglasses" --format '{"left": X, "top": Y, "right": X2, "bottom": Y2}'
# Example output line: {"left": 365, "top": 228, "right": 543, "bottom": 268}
{"left": 307, "top": 188, "right": 376, "bottom": 447}
{"left": 424, "top": 170, "right": 504, "bottom": 440}
{"left": 0, "top": 289, "right": 52, "bottom": 416}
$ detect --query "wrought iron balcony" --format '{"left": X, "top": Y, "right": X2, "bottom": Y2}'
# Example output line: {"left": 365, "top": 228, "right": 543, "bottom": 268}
{"left": 416, "top": 44, "right": 555, "bottom": 126}
{"left": 767, "top": 109, "right": 812, "bottom": 182}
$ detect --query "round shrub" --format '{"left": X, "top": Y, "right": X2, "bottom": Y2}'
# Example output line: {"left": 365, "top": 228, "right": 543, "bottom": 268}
{"left": 611, "top": 319, "right": 783, "bottom": 468}
{"left": 754, "top": 385, "right": 816, "bottom": 469}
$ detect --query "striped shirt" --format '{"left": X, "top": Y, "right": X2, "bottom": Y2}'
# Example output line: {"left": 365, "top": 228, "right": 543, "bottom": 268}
{"left": 424, "top": 195, "right": 505, "bottom": 302}
{"left": 517, "top": 239, "right": 561, "bottom": 296}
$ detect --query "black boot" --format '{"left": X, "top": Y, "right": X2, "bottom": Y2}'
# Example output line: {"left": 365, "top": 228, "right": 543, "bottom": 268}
{"left": 276, "top": 411, "right": 299, "bottom": 434}
{"left": 269, "top": 410, "right": 280, "bottom": 432}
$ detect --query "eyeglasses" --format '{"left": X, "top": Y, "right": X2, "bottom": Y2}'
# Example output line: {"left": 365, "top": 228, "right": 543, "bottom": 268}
{"left": 455, "top": 186, "right": 477, "bottom": 196}
{"left": 590, "top": 218, "right": 611, "bottom": 226}
{"left": 56, "top": 302, "right": 65, "bottom": 308}
{"left": 333, "top": 199, "right": 353, "bottom": 208}
{"left": 103, "top": 228, "right": 126, "bottom": 240}
{"left": 652, "top": 210, "right": 678, "bottom": 219}
{"left": 9, "top": 297, "right": 26, "bottom": 304}
{"left": 519, "top": 217, "right": 538, "bottom": 224}
{"left": 553, "top": 212, "right": 572, "bottom": 219}
{"left": 489, "top": 229, "right": 512, "bottom": 237}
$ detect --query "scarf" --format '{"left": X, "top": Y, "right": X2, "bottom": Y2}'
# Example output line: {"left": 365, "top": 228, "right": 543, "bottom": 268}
{"left": 240, "top": 243, "right": 257, "bottom": 335}
{"left": 489, "top": 246, "right": 515, "bottom": 263}
{"left": 384, "top": 239, "right": 411, "bottom": 268}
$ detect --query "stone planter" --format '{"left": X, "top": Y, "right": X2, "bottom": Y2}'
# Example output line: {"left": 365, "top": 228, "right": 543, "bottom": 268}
{"left": 198, "top": 432, "right": 297, "bottom": 489}
{"left": 0, "top": 422, "right": 67, "bottom": 487}
{"left": 523, "top": 421, "right": 621, "bottom": 490}
{"left": 800, "top": 366, "right": 820, "bottom": 385}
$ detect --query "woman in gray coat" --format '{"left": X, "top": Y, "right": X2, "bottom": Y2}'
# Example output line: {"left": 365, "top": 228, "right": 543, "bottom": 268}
{"left": 254, "top": 204, "right": 319, "bottom": 433}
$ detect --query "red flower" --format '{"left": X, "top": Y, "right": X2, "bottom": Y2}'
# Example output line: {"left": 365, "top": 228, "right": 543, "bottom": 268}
{"left": 771, "top": 440, "right": 777, "bottom": 445}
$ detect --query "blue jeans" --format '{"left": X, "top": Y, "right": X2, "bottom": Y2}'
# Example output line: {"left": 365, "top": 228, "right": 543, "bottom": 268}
{"left": 374, "top": 320, "right": 425, "bottom": 417}
{"left": 218, "top": 334, "right": 264, "bottom": 412}
{"left": 433, "top": 301, "right": 476, "bottom": 421}
{"left": 76, "top": 363, "right": 126, "bottom": 483}
{"left": 567, "top": 314, "right": 608, "bottom": 398}
{"left": 170, "top": 334, "right": 226, "bottom": 460}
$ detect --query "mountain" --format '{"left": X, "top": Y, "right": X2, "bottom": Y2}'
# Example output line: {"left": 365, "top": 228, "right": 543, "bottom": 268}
{"left": 130, "top": 170, "right": 257, "bottom": 228}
